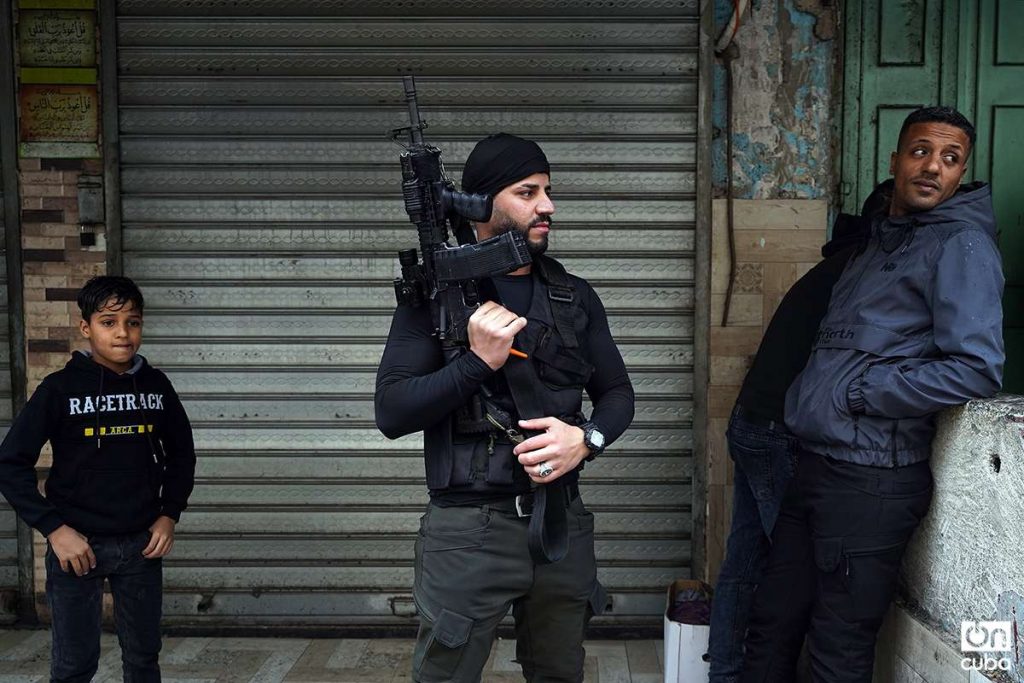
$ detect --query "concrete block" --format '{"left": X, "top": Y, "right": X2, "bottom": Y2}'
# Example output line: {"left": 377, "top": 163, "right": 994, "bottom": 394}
{"left": 894, "top": 657, "right": 928, "bottom": 683}
{"left": 902, "top": 396, "right": 1024, "bottom": 683}
{"left": 880, "top": 606, "right": 968, "bottom": 683}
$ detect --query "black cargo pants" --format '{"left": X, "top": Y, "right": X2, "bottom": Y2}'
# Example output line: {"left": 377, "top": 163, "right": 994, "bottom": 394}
{"left": 741, "top": 450, "right": 933, "bottom": 683}
{"left": 412, "top": 495, "right": 605, "bottom": 683}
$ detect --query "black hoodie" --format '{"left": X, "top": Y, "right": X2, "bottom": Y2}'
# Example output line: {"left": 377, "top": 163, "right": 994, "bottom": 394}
{"left": 0, "top": 352, "right": 196, "bottom": 536}
{"left": 734, "top": 191, "right": 883, "bottom": 423}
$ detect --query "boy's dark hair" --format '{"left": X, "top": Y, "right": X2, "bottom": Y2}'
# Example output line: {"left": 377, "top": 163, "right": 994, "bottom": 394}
{"left": 77, "top": 276, "right": 145, "bottom": 320}
{"left": 898, "top": 106, "right": 976, "bottom": 151}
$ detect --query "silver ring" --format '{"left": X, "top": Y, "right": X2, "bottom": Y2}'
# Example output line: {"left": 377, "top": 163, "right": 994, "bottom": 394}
{"left": 537, "top": 462, "right": 554, "bottom": 478}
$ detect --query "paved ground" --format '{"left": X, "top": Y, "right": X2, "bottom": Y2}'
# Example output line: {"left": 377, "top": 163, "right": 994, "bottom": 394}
{"left": 0, "top": 629, "right": 665, "bottom": 682}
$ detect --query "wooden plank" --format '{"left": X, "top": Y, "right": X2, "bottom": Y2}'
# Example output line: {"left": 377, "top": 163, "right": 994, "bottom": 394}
{"left": 730, "top": 199, "right": 828, "bottom": 230}
{"left": 734, "top": 229, "right": 823, "bottom": 263}
{"left": 710, "top": 356, "right": 752, "bottom": 386}
{"left": 707, "top": 385, "right": 740, "bottom": 420}
{"left": 711, "top": 294, "right": 762, "bottom": 328}
{"left": 706, "top": 417, "right": 730, "bottom": 488}
{"left": 710, "top": 326, "right": 763, "bottom": 357}
{"left": 762, "top": 262, "right": 801, "bottom": 330}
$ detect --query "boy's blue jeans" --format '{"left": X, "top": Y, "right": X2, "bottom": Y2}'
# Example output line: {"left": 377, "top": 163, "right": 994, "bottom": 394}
{"left": 707, "top": 407, "right": 798, "bottom": 683}
{"left": 46, "top": 530, "right": 162, "bottom": 683}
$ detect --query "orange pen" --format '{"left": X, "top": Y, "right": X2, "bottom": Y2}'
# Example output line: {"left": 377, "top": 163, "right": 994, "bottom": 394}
{"left": 509, "top": 348, "right": 528, "bottom": 359}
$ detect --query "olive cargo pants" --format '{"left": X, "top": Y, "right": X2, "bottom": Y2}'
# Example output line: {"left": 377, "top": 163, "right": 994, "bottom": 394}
{"left": 412, "top": 495, "right": 606, "bottom": 683}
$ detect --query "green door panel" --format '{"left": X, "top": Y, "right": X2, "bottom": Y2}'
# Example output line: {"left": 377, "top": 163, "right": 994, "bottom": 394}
{"left": 974, "top": 0, "right": 1024, "bottom": 391}
{"left": 841, "top": 0, "right": 959, "bottom": 213}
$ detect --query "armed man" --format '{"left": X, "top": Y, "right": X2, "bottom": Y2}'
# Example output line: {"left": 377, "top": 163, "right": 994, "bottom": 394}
{"left": 375, "top": 131, "right": 635, "bottom": 682}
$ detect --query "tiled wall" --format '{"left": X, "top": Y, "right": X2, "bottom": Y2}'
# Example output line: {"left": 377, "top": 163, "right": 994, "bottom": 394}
{"left": 705, "top": 198, "right": 828, "bottom": 581}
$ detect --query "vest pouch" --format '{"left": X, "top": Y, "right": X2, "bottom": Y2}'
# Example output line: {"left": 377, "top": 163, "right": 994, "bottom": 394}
{"left": 532, "top": 329, "right": 594, "bottom": 390}
{"left": 446, "top": 434, "right": 517, "bottom": 487}
{"left": 449, "top": 434, "right": 478, "bottom": 487}
{"left": 486, "top": 440, "right": 516, "bottom": 486}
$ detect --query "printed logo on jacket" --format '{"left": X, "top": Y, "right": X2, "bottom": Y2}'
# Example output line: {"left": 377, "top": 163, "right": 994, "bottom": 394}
{"left": 68, "top": 393, "right": 163, "bottom": 439}
{"left": 68, "top": 393, "right": 164, "bottom": 416}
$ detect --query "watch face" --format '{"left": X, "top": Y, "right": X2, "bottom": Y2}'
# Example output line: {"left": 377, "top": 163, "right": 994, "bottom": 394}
{"left": 591, "top": 429, "right": 605, "bottom": 449}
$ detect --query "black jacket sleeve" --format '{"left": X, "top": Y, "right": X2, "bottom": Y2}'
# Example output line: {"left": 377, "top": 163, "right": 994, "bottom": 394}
{"left": 0, "top": 380, "right": 65, "bottom": 535}
{"left": 580, "top": 282, "right": 635, "bottom": 446}
{"left": 375, "top": 303, "right": 495, "bottom": 439}
{"left": 156, "top": 376, "right": 196, "bottom": 521}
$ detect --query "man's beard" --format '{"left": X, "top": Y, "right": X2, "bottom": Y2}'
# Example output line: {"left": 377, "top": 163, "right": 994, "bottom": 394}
{"left": 492, "top": 215, "right": 551, "bottom": 257}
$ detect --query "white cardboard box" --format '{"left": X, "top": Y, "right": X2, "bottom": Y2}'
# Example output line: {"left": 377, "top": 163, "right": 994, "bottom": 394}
{"left": 663, "top": 579, "right": 711, "bottom": 683}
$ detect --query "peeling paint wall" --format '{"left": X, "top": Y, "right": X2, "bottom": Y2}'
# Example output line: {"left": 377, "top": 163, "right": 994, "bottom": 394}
{"left": 901, "top": 397, "right": 1024, "bottom": 681}
{"left": 712, "top": 0, "right": 839, "bottom": 199}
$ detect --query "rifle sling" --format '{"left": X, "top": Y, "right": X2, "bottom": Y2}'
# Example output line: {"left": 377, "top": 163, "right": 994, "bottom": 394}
{"left": 534, "top": 256, "right": 579, "bottom": 349}
{"left": 500, "top": 355, "right": 570, "bottom": 565}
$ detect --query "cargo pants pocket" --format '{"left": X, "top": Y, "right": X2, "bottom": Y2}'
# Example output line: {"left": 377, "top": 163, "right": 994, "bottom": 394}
{"left": 814, "top": 536, "right": 907, "bottom": 626}
{"left": 413, "top": 607, "right": 474, "bottom": 682}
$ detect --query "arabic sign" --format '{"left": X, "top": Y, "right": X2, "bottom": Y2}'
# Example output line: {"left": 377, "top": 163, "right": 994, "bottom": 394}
{"left": 19, "top": 85, "right": 99, "bottom": 142}
{"left": 18, "top": 10, "right": 95, "bottom": 67}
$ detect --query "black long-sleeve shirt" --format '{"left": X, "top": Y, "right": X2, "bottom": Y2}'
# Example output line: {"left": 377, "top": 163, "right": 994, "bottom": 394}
{"left": 375, "top": 273, "right": 634, "bottom": 487}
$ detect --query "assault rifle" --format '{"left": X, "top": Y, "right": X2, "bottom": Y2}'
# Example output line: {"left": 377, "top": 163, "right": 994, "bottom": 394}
{"left": 391, "top": 76, "right": 531, "bottom": 358}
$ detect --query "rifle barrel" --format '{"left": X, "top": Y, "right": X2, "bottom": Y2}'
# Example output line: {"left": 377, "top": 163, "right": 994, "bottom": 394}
{"left": 402, "top": 76, "right": 424, "bottom": 145}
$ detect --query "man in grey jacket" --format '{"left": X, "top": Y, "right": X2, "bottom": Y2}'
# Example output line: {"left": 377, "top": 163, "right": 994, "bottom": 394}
{"left": 741, "top": 107, "right": 1004, "bottom": 682}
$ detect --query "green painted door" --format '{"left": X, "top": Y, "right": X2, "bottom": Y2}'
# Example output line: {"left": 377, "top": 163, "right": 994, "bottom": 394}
{"left": 971, "top": 0, "right": 1024, "bottom": 393}
{"left": 840, "top": 0, "right": 959, "bottom": 212}
{"left": 842, "top": 0, "right": 1024, "bottom": 393}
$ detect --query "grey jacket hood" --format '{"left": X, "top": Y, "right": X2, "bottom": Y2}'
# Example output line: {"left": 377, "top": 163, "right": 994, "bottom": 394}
{"left": 894, "top": 180, "right": 995, "bottom": 234}
{"left": 785, "top": 181, "right": 1004, "bottom": 467}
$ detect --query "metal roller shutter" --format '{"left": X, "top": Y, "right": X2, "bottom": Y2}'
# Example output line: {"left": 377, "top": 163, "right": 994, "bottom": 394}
{"left": 116, "top": 0, "right": 698, "bottom": 628}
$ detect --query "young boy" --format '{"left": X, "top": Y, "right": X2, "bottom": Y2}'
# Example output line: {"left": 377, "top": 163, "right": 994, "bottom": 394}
{"left": 0, "top": 275, "right": 196, "bottom": 682}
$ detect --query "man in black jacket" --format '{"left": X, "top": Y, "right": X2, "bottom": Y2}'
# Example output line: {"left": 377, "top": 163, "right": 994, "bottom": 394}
{"left": 707, "top": 200, "right": 877, "bottom": 682}
{"left": 375, "top": 133, "right": 634, "bottom": 682}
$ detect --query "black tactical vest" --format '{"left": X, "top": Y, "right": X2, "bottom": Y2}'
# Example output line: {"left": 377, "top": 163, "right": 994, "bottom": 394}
{"left": 423, "top": 256, "right": 594, "bottom": 492}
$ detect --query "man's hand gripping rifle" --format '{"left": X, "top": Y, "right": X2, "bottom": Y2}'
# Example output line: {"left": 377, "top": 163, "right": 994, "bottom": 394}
{"left": 391, "top": 76, "right": 531, "bottom": 362}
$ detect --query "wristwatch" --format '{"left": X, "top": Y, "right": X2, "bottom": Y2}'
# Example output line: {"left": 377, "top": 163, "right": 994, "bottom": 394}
{"left": 580, "top": 421, "right": 606, "bottom": 461}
